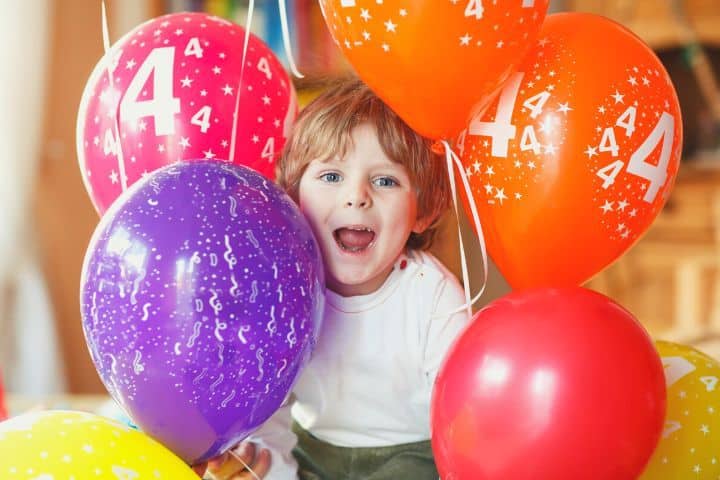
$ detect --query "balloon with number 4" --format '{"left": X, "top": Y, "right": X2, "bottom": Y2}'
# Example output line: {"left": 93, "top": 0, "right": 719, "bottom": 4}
{"left": 459, "top": 13, "right": 682, "bottom": 288}
{"left": 640, "top": 341, "right": 720, "bottom": 479}
{"left": 318, "top": 0, "right": 549, "bottom": 140}
{"left": 77, "top": 12, "right": 297, "bottom": 215}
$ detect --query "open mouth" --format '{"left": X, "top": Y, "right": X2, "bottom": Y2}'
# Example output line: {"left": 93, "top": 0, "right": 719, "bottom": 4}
{"left": 333, "top": 226, "right": 376, "bottom": 253}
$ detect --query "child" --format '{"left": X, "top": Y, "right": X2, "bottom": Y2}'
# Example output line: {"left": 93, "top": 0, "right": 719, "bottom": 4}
{"left": 196, "top": 77, "right": 469, "bottom": 480}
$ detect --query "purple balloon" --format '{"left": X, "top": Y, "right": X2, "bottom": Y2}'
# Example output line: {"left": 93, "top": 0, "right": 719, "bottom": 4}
{"left": 80, "top": 161, "right": 324, "bottom": 463}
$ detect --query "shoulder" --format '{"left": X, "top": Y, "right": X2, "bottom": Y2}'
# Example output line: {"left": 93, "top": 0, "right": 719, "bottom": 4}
{"left": 402, "top": 251, "right": 465, "bottom": 312}
{"left": 404, "top": 251, "right": 462, "bottom": 291}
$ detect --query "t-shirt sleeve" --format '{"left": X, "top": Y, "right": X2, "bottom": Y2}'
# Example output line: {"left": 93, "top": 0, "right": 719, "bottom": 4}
{"left": 245, "top": 398, "right": 299, "bottom": 479}
{"left": 422, "top": 276, "right": 471, "bottom": 385}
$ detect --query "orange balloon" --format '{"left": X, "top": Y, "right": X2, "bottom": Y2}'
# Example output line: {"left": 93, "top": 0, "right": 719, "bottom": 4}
{"left": 459, "top": 13, "right": 682, "bottom": 288}
{"left": 318, "top": 0, "right": 549, "bottom": 140}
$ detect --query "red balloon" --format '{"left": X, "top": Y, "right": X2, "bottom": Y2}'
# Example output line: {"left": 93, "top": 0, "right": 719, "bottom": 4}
{"left": 0, "top": 373, "right": 7, "bottom": 421}
{"left": 431, "top": 287, "right": 665, "bottom": 480}
{"left": 77, "top": 12, "right": 297, "bottom": 214}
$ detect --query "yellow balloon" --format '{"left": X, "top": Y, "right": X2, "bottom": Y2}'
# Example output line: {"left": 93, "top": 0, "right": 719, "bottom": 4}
{"left": 0, "top": 410, "right": 198, "bottom": 479}
{"left": 640, "top": 341, "right": 720, "bottom": 479}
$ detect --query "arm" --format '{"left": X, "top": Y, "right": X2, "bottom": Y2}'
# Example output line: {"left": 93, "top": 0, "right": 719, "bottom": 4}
{"left": 245, "top": 398, "right": 299, "bottom": 479}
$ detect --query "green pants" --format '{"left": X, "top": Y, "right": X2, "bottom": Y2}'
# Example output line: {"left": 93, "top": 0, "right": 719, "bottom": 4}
{"left": 292, "top": 423, "right": 439, "bottom": 480}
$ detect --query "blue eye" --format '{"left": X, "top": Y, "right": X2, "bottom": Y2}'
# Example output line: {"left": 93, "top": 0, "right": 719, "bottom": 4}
{"left": 373, "top": 177, "right": 398, "bottom": 188}
{"left": 320, "top": 172, "right": 342, "bottom": 183}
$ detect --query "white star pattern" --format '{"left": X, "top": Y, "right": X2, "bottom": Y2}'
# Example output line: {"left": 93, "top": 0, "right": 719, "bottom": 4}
{"left": 79, "top": 13, "right": 293, "bottom": 212}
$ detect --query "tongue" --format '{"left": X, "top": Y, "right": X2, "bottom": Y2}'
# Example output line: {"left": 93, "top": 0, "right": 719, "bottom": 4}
{"left": 337, "top": 228, "right": 374, "bottom": 249}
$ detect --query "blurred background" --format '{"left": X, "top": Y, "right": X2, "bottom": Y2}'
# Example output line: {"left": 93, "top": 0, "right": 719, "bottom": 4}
{"left": 1, "top": 0, "right": 720, "bottom": 397}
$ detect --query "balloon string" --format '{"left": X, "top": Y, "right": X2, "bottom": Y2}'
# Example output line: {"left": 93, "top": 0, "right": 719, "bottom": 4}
{"left": 278, "top": 0, "right": 304, "bottom": 78}
{"left": 101, "top": 1, "right": 127, "bottom": 191}
{"left": 229, "top": 0, "right": 255, "bottom": 164}
{"left": 434, "top": 140, "right": 488, "bottom": 319}
{"left": 228, "top": 448, "right": 262, "bottom": 480}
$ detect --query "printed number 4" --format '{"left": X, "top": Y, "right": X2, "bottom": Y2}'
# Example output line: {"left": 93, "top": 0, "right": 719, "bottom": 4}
{"left": 119, "top": 47, "right": 180, "bottom": 136}
{"left": 596, "top": 112, "right": 674, "bottom": 203}
{"left": 467, "top": 71, "right": 549, "bottom": 157}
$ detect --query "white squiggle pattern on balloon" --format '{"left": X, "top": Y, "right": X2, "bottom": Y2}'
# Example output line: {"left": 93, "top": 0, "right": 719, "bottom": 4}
{"left": 215, "top": 318, "right": 227, "bottom": 342}
{"left": 229, "top": 195, "right": 238, "bottom": 217}
{"left": 195, "top": 299, "right": 204, "bottom": 312}
{"left": 132, "top": 350, "right": 144, "bottom": 374}
{"left": 230, "top": 274, "right": 240, "bottom": 297}
{"left": 287, "top": 316, "right": 297, "bottom": 347}
{"left": 267, "top": 306, "right": 277, "bottom": 336}
{"left": 300, "top": 286, "right": 306, "bottom": 297}
{"left": 272, "top": 262, "right": 278, "bottom": 279}
{"left": 141, "top": 302, "right": 152, "bottom": 321}
{"left": 91, "top": 292, "right": 99, "bottom": 327}
{"left": 246, "top": 230, "right": 259, "bottom": 249}
{"left": 210, "top": 373, "right": 224, "bottom": 392}
{"left": 150, "top": 178, "right": 161, "bottom": 194}
{"left": 249, "top": 280, "right": 258, "bottom": 303}
{"left": 129, "top": 267, "right": 146, "bottom": 305}
{"left": 295, "top": 262, "right": 301, "bottom": 273}
{"left": 256, "top": 348, "right": 265, "bottom": 381}
{"left": 238, "top": 325, "right": 250, "bottom": 344}
{"left": 264, "top": 383, "right": 270, "bottom": 394}
{"left": 174, "top": 342, "right": 182, "bottom": 355}
{"left": 217, "top": 343, "right": 225, "bottom": 366}
{"left": 189, "top": 251, "right": 201, "bottom": 272}
{"left": 223, "top": 234, "right": 237, "bottom": 268}
{"left": 221, "top": 389, "right": 236, "bottom": 408}
{"left": 193, "top": 367, "right": 208, "bottom": 384}
{"left": 210, "top": 253, "right": 218, "bottom": 266}
{"left": 209, "top": 289, "right": 222, "bottom": 315}
{"left": 105, "top": 354, "right": 118, "bottom": 374}
{"left": 221, "top": 164, "right": 249, "bottom": 185}
{"left": 277, "top": 284, "right": 283, "bottom": 303}
{"left": 187, "top": 321, "right": 202, "bottom": 347}
{"left": 277, "top": 359, "right": 288, "bottom": 379}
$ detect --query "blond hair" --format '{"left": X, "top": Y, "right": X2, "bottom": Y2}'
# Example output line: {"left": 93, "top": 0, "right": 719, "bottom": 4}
{"left": 276, "top": 77, "right": 450, "bottom": 250}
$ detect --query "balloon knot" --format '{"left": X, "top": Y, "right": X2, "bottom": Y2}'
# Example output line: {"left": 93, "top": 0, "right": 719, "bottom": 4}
{"left": 431, "top": 140, "right": 445, "bottom": 155}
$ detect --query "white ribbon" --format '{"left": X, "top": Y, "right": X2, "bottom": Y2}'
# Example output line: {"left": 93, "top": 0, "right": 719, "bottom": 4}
{"left": 101, "top": 1, "right": 127, "bottom": 191}
{"left": 229, "top": 0, "right": 255, "bottom": 165}
{"left": 439, "top": 140, "right": 488, "bottom": 319}
{"left": 278, "top": 0, "right": 304, "bottom": 78}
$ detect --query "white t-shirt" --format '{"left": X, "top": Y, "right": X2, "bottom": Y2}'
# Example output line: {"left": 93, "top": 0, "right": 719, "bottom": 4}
{"left": 248, "top": 251, "right": 469, "bottom": 479}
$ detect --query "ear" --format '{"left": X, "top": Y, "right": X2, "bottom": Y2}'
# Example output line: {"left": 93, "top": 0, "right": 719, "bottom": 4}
{"left": 412, "top": 213, "right": 435, "bottom": 234}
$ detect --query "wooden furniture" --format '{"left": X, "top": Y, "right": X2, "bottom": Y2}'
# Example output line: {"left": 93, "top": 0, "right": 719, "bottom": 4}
{"left": 567, "top": 0, "right": 720, "bottom": 48}
{"left": 587, "top": 161, "right": 720, "bottom": 350}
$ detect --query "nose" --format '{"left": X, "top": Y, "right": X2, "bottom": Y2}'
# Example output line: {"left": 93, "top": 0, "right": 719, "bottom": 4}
{"left": 344, "top": 181, "right": 371, "bottom": 208}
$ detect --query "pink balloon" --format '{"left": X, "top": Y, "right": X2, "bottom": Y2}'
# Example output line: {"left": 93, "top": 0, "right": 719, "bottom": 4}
{"left": 77, "top": 12, "right": 297, "bottom": 214}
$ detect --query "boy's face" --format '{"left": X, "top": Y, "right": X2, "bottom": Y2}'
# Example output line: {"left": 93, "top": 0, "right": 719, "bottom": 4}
{"left": 298, "top": 123, "right": 426, "bottom": 297}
